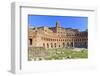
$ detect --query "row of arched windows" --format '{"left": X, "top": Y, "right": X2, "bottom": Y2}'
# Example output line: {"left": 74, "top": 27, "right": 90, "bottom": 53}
{"left": 41, "top": 37, "right": 87, "bottom": 42}
{"left": 41, "top": 37, "right": 66, "bottom": 41}
{"left": 43, "top": 43, "right": 57, "bottom": 48}
{"left": 29, "top": 38, "right": 87, "bottom": 46}
{"left": 41, "top": 37, "right": 75, "bottom": 42}
{"left": 74, "top": 38, "right": 87, "bottom": 42}
{"left": 43, "top": 42, "right": 72, "bottom": 48}
{"left": 28, "top": 38, "right": 87, "bottom": 48}
{"left": 75, "top": 33, "right": 87, "bottom": 37}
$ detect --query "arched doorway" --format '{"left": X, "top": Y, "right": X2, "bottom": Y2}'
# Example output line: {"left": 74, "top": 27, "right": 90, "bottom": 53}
{"left": 63, "top": 43, "right": 65, "bottom": 47}
{"left": 47, "top": 43, "right": 49, "bottom": 48}
{"left": 29, "top": 39, "right": 32, "bottom": 45}
{"left": 51, "top": 43, "right": 53, "bottom": 48}
{"left": 54, "top": 43, "right": 56, "bottom": 48}
{"left": 43, "top": 43, "right": 45, "bottom": 48}
{"left": 67, "top": 43, "right": 69, "bottom": 47}
{"left": 71, "top": 42, "right": 73, "bottom": 47}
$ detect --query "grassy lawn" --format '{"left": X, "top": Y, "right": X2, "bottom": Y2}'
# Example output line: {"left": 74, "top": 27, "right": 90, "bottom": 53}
{"left": 28, "top": 47, "right": 88, "bottom": 61}
{"left": 44, "top": 48, "right": 88, "bottom": 60}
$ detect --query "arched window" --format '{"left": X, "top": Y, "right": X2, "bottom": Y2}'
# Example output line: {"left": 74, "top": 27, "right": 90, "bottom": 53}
{"left": 67, "top": 43, "right": 69, "bottom": 46}
{"left": 85, "top": 42, "right": 87, "bottom": 45}
{"left": 29, "top": 39, "right": 32, "bottom": 45}
{"left": 51, "top": 43, "right": 53, "bottom": 48}
{"left": 47, "top": 43, "right": 49, "bottom": 48}
{"left": 43, "top": 43, "right": 45, "bottom": 48}
{"left": 54, "top": 43, "right": 56, "bottom": 48}
{"left": 71, "top": 42, "right": 73, "bottom": 47}
{"left": 63, "top": 43, "right": 65, "bottom": 47}
{"left": 59, "top": 45, "right": 60, "bottom": 48}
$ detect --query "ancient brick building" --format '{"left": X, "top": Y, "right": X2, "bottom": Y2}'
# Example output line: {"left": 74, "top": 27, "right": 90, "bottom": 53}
{"left": 28, "top": 21, "right": 88, "bottom": 49}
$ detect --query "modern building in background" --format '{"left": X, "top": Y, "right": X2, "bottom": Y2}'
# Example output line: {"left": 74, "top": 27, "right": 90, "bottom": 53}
{"left": 28, "top": 21, "right": 88, "bottom": 49}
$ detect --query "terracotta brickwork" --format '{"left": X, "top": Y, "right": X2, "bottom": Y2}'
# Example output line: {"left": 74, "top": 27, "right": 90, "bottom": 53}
{"left": 28, "top": 21, "right": 88, "bottom": 49}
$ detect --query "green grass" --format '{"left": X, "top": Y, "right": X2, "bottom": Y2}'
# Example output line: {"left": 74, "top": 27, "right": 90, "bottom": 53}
{"left": 28, "top": 47, "right": 88, "bottom": 60}
{"left": 44, "top": 48, "right": 88, "bottom": 60}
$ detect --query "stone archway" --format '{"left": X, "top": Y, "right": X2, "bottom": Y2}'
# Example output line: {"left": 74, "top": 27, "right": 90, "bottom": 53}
{"left": 71, "top": 42, "right": 73, "bottom": 47}
{"left": 43, "top": 43, "right": 45, "bottom": 48}
{"left": 67, "top": 43, "right": 69, "bottom": 47}
{"left": 51, "top": 43, "right": 53, "bottom": 48}
{"left": 63, "top": 43, "right": 65, "bottom": 47}
{"left": 47, "top": 43, "right": 49, "bottom": 48}
{"left": 54, "top": 43, "right": 56, "bottom": 48}
{"left": 29, "top": 39, "right": 32, "bottom": 45}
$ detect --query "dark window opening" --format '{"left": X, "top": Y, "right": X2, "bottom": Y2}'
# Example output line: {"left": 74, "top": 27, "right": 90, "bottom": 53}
{"left": 43, "top": 43, "right": 45, "bottom": 48}
{"left": 59, "top": 45, "right": 60, "bottom": 47}
{"left": 54, "top": 43, "right": 56, "bottom": 47}
{"left": 29, "top": 39, "right": 32, "bottom": 45}
{"left": 63, "top": 43, "right": 65, "bottom": 47}
{"left": 47, "top": 43, "right": 49, "bottom": 48}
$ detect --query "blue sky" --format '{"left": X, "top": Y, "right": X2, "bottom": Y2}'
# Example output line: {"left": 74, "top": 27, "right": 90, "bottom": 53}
{"left": 28, "top": 15, "right": 88, "bottom": 31}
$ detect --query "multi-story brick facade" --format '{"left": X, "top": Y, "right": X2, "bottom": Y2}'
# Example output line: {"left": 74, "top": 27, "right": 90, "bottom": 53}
{"left": 28, "top": 21, "right": 88, "bottom": 49}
